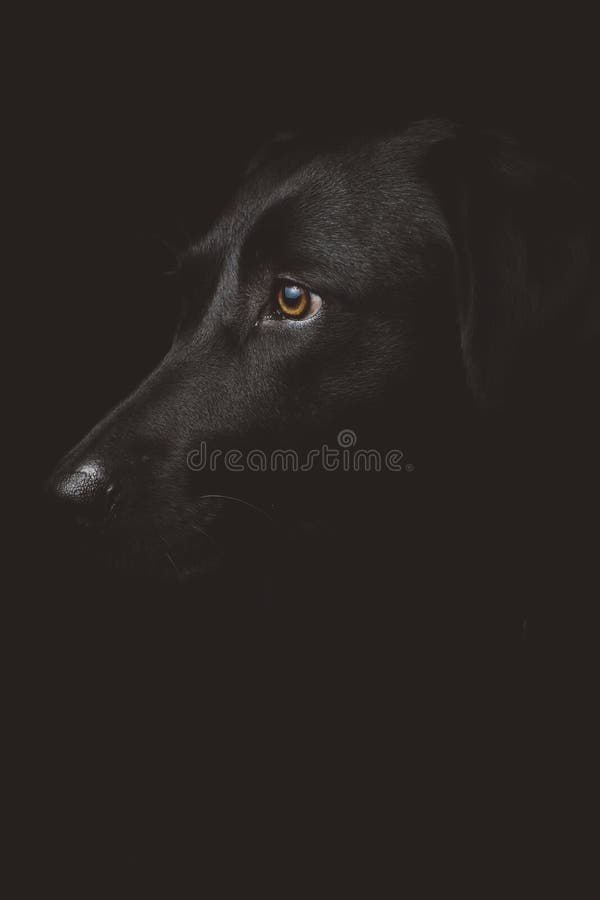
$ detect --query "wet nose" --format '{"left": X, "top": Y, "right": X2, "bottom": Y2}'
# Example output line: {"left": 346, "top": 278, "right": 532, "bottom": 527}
{"left": 48, "top": 459, "right": 117, "bottom": 527}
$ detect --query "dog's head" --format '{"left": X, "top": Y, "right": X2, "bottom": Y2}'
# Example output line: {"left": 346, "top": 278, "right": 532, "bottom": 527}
{"left": 46, "top": 120, "right": 596, "bottom": 581}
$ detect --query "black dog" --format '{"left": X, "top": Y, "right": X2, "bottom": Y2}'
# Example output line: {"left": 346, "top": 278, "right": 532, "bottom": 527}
{"left": 46, "top": 120, "right": 598, "bottom": 617}
{"left": 38, "top": 119, "right": 600, "bottom": 884}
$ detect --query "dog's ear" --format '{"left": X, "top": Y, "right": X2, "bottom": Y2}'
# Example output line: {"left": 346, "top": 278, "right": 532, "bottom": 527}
{"left": 426, "top": 126, "right": 594, "bottom": 407}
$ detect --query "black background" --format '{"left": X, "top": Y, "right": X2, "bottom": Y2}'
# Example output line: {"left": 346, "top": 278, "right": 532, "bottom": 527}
{"left": 12, "top": 10, "right": 600, "bottom": 893}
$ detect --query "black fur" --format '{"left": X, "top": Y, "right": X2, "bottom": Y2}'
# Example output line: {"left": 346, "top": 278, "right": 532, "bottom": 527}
{"left": 46, "top": 119, "right": 598, "bottom": 624}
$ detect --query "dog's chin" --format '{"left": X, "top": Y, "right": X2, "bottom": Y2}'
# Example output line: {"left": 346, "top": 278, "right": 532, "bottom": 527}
{"left": 156, "top": 547, "right": 226, "bottom": 584}
{"left": 106, "top": 538, "right": 227, "bottom": 584}
{"left": 44, "top": 524, "right": 227, "bottom": 588}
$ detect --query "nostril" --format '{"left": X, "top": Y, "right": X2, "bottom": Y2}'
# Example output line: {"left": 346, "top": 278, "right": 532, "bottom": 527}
{"left": 49, "top": 459, "right": 118, "bottom": 527}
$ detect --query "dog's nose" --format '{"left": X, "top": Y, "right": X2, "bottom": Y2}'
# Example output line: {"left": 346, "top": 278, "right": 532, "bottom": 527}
{"left": 49, "top": 459, "right": 117, "bottom": 526}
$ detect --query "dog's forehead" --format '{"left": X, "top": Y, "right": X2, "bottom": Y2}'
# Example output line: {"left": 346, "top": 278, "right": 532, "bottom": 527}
{"left": 236, "top": 137, "right": 431, "bottom": 227}
{"left": 181, "top": 131, "right": 447, "bottom": 282}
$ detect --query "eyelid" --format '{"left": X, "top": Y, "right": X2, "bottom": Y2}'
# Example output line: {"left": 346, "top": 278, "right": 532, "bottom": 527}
{"left": 277, "top": 272, "right": 343, "bottom": 302}
{"left": 276, "top": 274, "right": 324, "bottom": 302}
{"left": 277, "top": 273, "right": 309, "bottom": 289}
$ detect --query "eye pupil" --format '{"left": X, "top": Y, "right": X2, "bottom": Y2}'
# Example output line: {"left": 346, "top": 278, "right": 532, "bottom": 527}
{"left": 284, "top": 285, "right": 303, "bottom": 303}
{"left": 271, "top": 281, "right": 322, "bottom": 322}
{"left": 277, "top": 282, "right": 310, "bottom": 317}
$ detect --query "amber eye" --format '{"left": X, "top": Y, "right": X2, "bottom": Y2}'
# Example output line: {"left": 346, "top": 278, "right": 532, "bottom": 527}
{"left": 277, "top": 283, "right": 311, "bottom": 318}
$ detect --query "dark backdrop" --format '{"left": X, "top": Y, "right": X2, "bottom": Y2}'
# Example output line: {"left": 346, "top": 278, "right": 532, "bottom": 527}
{"left": 12, "top": 11, "right": 599, "bottom": 893}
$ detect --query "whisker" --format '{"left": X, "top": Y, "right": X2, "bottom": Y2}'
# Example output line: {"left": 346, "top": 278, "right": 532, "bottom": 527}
{"left": 198, "top": 493, "right": 279, "bottom": 529}
{"left": 163, "top": 551, "right": 181, "bottom": 580}
{"left": 158, "top": 534, "right": 182, "bottom": 581}
{"left": 190, "top": 522, "right": 222, "bottom": 550}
